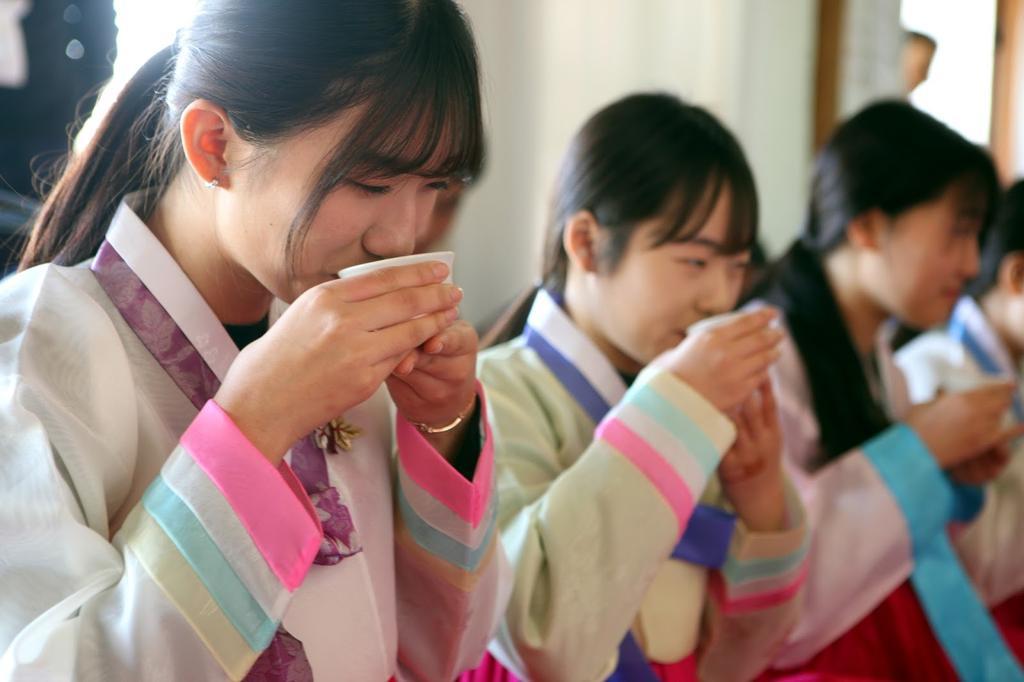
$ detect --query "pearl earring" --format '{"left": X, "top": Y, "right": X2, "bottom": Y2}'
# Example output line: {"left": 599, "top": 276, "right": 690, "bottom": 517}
{"left": 204, "top": 177, "right": 220, "bottom": 189}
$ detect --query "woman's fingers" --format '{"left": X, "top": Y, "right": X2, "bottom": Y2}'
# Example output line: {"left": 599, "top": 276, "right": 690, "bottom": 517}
{"left": 371, "top": 309, "right": 458, "bottom": 360}
{"left": 422, "top": 320, "right": 478, "bottom": 357}
{"left": 726, "top": 327, "right": 785, "bottom": 360}
{"left": 332, "top": 261, "right": 450, "bottom": 302}
{"left": 994, "top": 422, "right": 1024, "bottom": 447}
{"left": 959, "top": 383, "right": 1016, "bottom": 417}
{"left": 354, "top": 283, "right": 461, "bottom": 331}
{"left": 392, "top": 350, "right": 419, "bottom": 377}
{"left": 713, "top": 308, "right": 777, "bottom": 341}
{"left": 733, "top": 347, "right": 783, "bottom": 384}
{"left": 739, "top": 395, "right": 759, "bottom": 440}
{"left": 758, "top": 380, "right": 778, "bottom": 431}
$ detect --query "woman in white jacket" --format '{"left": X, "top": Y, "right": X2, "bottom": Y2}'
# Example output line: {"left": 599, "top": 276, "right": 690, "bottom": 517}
{"left": 896, "top": 179, "right": 1024, "bottom": 657}
{"left": 0, "top": 2, "right": 507, "bottom": 680}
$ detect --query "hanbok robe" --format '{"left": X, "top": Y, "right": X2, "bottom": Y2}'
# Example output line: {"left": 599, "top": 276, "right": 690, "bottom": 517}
{"left": 0, "top": 198, "right": 510, "bottom": 681}
{"left": 463, "top": 290, "right": 808, "bottom": 682}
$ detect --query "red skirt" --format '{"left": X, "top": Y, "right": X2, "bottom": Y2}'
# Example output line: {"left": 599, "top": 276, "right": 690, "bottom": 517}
{"left": 457, "top": 651, "right": 698, "bottom": 682}
{"left": 761, "top": 583, "right": 1024, "bottom": 682}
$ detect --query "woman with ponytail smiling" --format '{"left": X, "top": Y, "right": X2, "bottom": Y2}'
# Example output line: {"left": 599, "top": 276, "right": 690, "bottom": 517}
{"left": 749, "top": 101, "right": 1024, "bottom": 680}
{"left": 0, "top": 2, "right": 508, "bottom": 680}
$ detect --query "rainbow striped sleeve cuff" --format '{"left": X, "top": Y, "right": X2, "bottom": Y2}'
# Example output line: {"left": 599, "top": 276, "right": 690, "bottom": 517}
{"left": 393, "top": 382, "right": 498, "bottom": 589}
{"left": 709, "top": 485, "right": 808, "bottom": 614}
{"left": 117, "top": 400, "right": 321, "bottom": 680}
{"left": 594, "top": 368, "right": 736, "bottom": 538}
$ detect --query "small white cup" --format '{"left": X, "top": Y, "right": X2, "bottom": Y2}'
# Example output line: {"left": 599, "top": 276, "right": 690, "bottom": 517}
{"left": 337, "top": 251, "right": 454, "bottom": 283}
{"left": 686, "top": 310, "right": 752, "bottom": 337}
{"left": 687, "top": 308, "right": 781, "bottom": 337}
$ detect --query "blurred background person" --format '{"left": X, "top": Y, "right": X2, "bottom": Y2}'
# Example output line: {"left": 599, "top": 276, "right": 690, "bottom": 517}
{"left": 903, "top": 29, "right": 938, "bottom": 96}
{"left": 0, "top": 0, "right": 116, "bottom": 199}
{"left": 0, "top": 0, "right": 116, "bottom": 275}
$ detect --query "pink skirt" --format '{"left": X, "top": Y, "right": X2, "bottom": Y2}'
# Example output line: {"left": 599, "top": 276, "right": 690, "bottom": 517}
{"left": 761, "top": 582, "right": 1024, "bottom": 682}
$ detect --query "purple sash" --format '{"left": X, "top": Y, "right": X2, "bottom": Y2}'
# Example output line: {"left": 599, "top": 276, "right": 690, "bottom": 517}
{"left": 91, "top": 239, "right": 356, "bottom": 680}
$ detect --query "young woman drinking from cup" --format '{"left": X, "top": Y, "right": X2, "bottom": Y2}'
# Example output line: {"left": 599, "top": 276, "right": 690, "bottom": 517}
{"left": 0, "top": 2, "right": 507, "bottom": 679}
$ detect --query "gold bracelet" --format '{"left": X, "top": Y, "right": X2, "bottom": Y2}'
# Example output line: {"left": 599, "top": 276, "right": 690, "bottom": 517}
{"left": 410, "top": 397, "right": 478, "bottom": 434}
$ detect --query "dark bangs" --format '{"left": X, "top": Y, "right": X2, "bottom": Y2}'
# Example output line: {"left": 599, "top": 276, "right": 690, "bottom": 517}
{"left": 950, "top": 158, "right": 1001, "bottom": 242}
{"left": 288, "top": 0, "right": 483, "bottom": 260}
{"left": 648, "top": 151, "right": 758, "bottom": 256}
{"left": 542, "top": 93, "right": 759, "bottom": 292}
{"left": 597, "top": 99, "right": 759, "bottom": 262}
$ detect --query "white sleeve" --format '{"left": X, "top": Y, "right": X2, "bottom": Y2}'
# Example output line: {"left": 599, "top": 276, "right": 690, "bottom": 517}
{"left": 0, "top": 269, "right": 321, "bottom": 681}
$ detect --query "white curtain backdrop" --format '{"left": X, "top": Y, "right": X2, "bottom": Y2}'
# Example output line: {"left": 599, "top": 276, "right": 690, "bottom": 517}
{"left": 453, "top": 0, "right": 817, "bottom": 324}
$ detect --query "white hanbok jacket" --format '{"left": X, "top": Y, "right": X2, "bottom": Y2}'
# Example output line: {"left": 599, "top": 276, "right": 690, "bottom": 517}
{"left": 0, "top": 199, "right": 509, "bottom": 681}
{"left": 896, "top": 296, "right": 1024, "bottom": 608}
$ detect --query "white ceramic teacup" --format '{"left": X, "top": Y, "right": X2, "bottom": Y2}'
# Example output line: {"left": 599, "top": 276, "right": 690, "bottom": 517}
{"left": 337, "top": 250, "right": 455, "bottom": 283}
{"left": 686, "top": 310, "right": 758, "bottom": 337}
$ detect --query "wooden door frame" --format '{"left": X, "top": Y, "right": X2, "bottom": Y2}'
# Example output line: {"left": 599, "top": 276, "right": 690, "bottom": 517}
{"left": 813, "top": 0, "right": 845, "bottom": 151}
{"left": 992, "top": 0, "right": 1023, "bottom": 183}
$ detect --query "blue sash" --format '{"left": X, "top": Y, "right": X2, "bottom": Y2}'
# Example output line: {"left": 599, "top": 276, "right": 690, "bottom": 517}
{"left": 864, "top": 302, "right": 1023, "bottom": 681}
